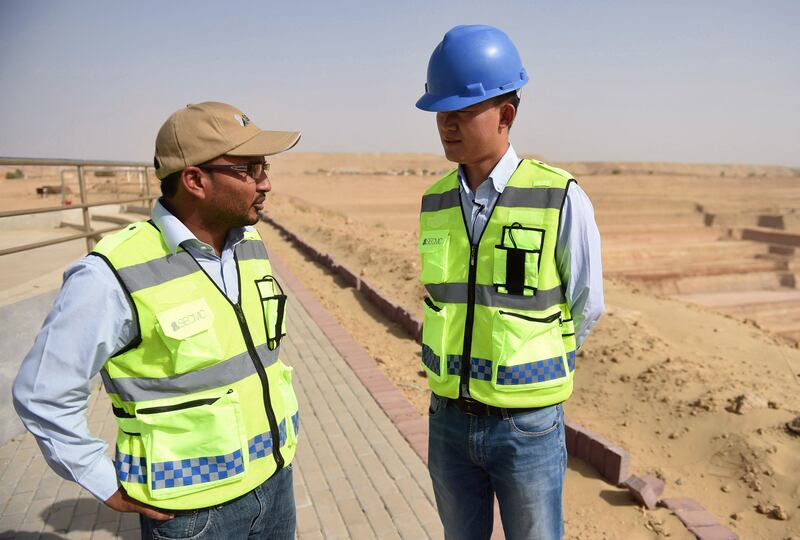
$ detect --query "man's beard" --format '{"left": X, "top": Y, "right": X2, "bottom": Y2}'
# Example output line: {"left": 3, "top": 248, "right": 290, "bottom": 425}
{"left": 209, "top": 205, "right": 257, "bottom": 231}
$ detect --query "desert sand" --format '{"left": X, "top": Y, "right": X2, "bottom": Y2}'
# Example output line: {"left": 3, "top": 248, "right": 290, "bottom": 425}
{"left": 2, "top": 155, "right": 799, "bottom": 539}
{"left": 256, "top": 152, "right": 800, "bottom": 540}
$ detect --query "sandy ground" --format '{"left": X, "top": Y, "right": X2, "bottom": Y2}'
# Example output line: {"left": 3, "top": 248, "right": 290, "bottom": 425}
{"left": 2, "top": 155, "right": 799, "bottom": 539}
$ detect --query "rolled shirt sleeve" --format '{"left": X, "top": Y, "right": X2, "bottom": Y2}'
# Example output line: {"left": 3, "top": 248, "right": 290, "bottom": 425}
{"left": 12, "top": 255, "right": 137, "bottom": 501}
{"left": 555, "top": 181, "right": 605, "bottom": 347}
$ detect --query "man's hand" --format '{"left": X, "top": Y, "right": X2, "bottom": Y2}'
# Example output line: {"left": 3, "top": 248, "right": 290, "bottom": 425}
{"left": 104, "top": 488, "right": 175, "bottom": 521}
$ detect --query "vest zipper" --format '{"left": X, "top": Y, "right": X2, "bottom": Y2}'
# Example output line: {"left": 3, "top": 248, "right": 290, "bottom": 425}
{"left": 459, "top": 244, "right": 479, "bottom": 392}
{"left": 234, "top": 302, "right": 285, "bottom": 470}
{"left": 141, "top": 240, "right": 287, "bottom": 471}
{"left": 455, "top": 161, "right": 522, "bottom": 397}
{"left": 497, "top": 310, "right": 562, "bottom": 324}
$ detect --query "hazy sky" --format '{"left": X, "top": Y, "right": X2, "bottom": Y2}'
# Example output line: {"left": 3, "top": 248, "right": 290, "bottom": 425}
{"left": 1, "top": 1, "right": 798, "bottom": 166}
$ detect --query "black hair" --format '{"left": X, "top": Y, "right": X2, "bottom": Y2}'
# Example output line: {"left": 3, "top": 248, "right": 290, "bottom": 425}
{"left": 494, "top": 91, "right": 521, "bottom": 131}
{"left": 160, "top": 170, "right": 181, "bottom": 198}
{"left": 494, "top": 90, "right": 521, "bottom": 112}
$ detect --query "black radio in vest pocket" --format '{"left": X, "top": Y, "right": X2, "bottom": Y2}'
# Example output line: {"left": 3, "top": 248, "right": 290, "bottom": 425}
{"left": 505, "top": 248, "right": 527, "bottom": 295}
{"left": 494, "top": 223, "right": 544, "bottom": 296}
{"left": 255, "top": 275, "right": 288, "bottom": 350}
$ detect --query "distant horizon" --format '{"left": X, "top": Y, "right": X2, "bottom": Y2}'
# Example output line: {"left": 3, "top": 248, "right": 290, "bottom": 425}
{"left": 2, "top": 1, "right": 798, "bottom": 168}
{"left": 2, "top": 147, "right": 798, "bottom": 172}
{"left": 2, "top": 152, "right": 796, "bottom": 171}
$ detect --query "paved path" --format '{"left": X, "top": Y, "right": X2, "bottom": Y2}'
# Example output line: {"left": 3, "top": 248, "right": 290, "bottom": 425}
{"left": 0, "top": 254, "right": 443, "bottom": 539}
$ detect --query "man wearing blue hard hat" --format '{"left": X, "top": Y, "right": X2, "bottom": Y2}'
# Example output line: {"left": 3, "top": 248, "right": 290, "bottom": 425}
{"left": 416, "top": 25, "right": 604, "bottom": 539}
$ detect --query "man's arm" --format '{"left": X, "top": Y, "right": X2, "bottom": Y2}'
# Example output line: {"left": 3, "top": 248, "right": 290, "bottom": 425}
{"left": 11, "top": 255, "right": 171, "bottom": 519}
{"left": 555, "top": 181, "right": 605, "bottom": 347}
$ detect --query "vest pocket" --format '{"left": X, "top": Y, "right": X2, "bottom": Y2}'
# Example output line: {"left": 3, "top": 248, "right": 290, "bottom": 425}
{"left": 136, "top": 388, "right": 248, "bottom": 500}
{"left": 419, "top": 230, "right": 450, "bottom": 284}
{"left": 421, "top": 297, "right": 448, "bottom": 381}
{"left": 276, "top": 361, "right": 300, "bottom": 446}
{"left": 155, "top": 299, "right": 225, "bottom": 374}
{"left": 491, "top": 309, "right": 568, "bottom": 392}
{"left": 256, "top": 276, "right": 287, "bottom": 350}
{"left": 493, "top": 224, "right": 543, "bottom": 296}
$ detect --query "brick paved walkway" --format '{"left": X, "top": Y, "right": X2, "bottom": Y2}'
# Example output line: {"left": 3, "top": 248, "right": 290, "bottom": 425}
{"left": 0, "top": 256, "right": 443, "bottom": 539}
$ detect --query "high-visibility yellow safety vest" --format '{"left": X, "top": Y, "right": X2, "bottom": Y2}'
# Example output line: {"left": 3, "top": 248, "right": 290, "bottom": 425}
{"left": 92, "top": 221, "right": 298, "bottom": 510}
{"left": 419, "top": 160, "right": 578, "bottom": 409}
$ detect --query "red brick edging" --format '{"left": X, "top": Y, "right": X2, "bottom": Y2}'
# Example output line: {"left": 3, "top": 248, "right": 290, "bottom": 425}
{"left": 262, "top": 216, "right": 740, "bottom": 540}
{"left": 262, "top": 215, "right": 422, "bottom": 341}
{"left": 266, "top": 248, "right": 430, "bottom": 463}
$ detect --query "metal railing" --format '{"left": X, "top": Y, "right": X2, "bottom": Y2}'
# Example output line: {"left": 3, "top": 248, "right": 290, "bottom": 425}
{"left": 0, "top": 158, "right": 158, "bottom": 255}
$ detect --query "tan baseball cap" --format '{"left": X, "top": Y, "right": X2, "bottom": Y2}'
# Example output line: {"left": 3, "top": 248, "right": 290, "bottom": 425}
{"left": 153, "top": 101, "right": 301, "bottom": 179}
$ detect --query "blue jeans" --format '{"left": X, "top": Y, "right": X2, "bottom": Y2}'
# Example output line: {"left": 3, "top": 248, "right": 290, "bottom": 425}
{"left": 139, "top": 464, "right": 295, "bottom": 540}
{"left": 428, "top": 394, "right": 566, "bottom": 540}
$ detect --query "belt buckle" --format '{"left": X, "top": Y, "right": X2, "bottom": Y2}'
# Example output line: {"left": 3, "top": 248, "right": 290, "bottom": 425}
{"left": 460, "top": 398, "right": 489, "bottom": 417}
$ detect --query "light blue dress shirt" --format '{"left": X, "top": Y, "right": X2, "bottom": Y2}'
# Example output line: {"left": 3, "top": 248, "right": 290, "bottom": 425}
{"left": 12, "top": 201, "right": 250, "bottom": 501}
{"left": 458, "top": 144, "right": 604, "bottom": 347}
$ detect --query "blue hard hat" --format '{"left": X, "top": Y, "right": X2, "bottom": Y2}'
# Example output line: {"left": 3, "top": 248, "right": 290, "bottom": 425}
{"left": 416, "top": 25, "right": 529, "bottom": 112}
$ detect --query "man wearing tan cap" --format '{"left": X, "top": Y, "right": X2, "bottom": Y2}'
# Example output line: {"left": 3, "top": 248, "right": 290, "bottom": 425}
{"left": 13, "top": 102, "right": 302, "bottom": 538}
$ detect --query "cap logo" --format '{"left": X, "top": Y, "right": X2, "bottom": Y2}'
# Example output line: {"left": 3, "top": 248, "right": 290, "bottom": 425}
{"left": 233, "top": 113, "right": 251, "bottom": 128}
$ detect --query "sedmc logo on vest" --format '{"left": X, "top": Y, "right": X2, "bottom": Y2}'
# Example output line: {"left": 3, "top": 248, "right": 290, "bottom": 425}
{"left": 419, "top": 230, "right": 450, "bottom": 253}
{"left": 157, "top": 299, "right": 215, "bottom": 340}
{"left": 170, "top": 308, "right": 209, "bottom": 333}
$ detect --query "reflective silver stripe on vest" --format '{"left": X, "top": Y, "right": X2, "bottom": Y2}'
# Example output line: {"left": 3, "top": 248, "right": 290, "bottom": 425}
{"left": 116, "top": 251, "right": 199, "bottom": 294}
{"left": 421, "top": 188, "right": 460, "bottom": 213}
{"left": 497, "top": 187, "right": 566, "bottom": 209}
{"left": 103, "top": 343, "right": 279, "bottom": 402}
{"left": 100, "top": 369, "right": 119, "bottom": 396}
{"left": 421, "top": 186, "right": 566, "bottom": 214}
{"left": 236, "top": 240, "right": 268, "bottom": 262}
{"left": 425, "top": 283, "right": 565, "bottom": 311}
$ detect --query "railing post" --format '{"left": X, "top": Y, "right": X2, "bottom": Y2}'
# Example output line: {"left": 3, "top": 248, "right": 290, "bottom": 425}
{"left": 77, "top": 165, "right": 94, "bottom": 252}
{"left": 60, "top": 169, "right": 68, "bottom": 206}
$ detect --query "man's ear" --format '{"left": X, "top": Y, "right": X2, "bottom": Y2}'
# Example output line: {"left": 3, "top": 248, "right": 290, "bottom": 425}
{"left": 180, "top": 166, "right": 207, "bottom": 200}
{"left": 499, "top": 102, "right": 517, "bottom": 131}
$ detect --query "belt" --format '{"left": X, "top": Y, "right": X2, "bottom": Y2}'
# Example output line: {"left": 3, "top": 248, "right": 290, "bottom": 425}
{"left": 447, "top": 397, "right": 548, "bottom": 417}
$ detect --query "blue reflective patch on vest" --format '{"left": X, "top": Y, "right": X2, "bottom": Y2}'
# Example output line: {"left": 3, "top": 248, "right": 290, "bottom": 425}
{"left": 248, "top": 431, "right": 272, "bottom": 460}
{"left": 422, "top": 349, "right": 573, "bottom": 384}
{"left": 470, "top": 357, "right": 493, "bottom": 381}
{"left": 422, "top": 345, "right": 461, "bottom": 376}
{"left": 422, "top": 344, "right": 440, "bottom": 374}
{"left": 496, "top": 356, "right": 567, "bottom": 385}
{"left": 117, "top": 418, "right": 292, "bottom": 488}
{"left": 278, "top": 419, "right": 287, "bottom": 444}
{"left": 151, "top": 450, "right": 245, "bottom": 490}
{"left": 447, "top": 355, "right": 460, "bottom": 375}
{"left": 247, "top": 419, "right": 288, "bottom": 461}
{"left": 115, "top": 448, "right": 147, "bottom": 484}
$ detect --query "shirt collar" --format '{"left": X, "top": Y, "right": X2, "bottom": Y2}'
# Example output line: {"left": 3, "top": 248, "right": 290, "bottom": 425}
{"left": 457, "top": 144, "right": 520, "bottom": 195}
{"left": 151, "top": 199, "right": 248, "bottom": 255}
